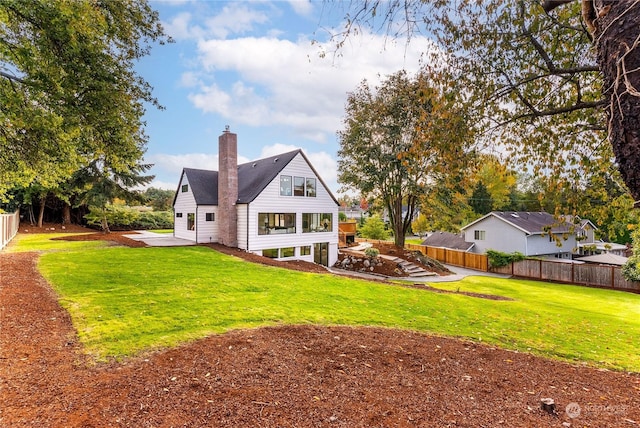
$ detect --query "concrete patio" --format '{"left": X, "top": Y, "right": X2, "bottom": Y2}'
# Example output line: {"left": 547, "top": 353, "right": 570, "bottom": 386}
{"left": 123, "top": 231, "right": 196, "bottom": 247}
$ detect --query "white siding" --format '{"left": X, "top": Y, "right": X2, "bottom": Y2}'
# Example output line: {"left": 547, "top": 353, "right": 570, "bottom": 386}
{"left": 246, "top": 153, "right": 339, "bottom": 266}
{"left": 196, "top": 206, "right": 218, "bottom": 244}
{"left": 237, "top": 204, "right": 249, "bottom": 249}
{"left": 465, "top": 215, "right": 576, "bottom": 256}
{"left": 173, "top": 173, "right": 197, "bottom": 241}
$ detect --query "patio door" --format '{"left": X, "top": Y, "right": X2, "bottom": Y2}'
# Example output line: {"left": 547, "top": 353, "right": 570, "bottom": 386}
{"left": 314, "top": 242, "right": 328, "bottom": 266}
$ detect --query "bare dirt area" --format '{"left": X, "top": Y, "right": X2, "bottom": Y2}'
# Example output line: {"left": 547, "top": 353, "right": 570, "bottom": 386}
{"left": 2, "top": 229, "right": 640, "bottom": 427}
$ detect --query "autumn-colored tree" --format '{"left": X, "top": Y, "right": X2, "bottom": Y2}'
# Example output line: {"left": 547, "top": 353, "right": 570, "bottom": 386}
{"left": 337, "top": 70, "right": 472, "bottom": 246}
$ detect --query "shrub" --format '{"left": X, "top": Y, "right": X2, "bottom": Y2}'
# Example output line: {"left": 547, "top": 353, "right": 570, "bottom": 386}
{"left": 85, "top": 205, "right": 173, "bottom": 230}
{"left": 358, "top": 215, "right": 390, "bottom": 240}
{"left": 486, "top": 249, "right": 525, "bottom": 268}
{"left": 364, "top": 247, "right": 380, "bottom": 258}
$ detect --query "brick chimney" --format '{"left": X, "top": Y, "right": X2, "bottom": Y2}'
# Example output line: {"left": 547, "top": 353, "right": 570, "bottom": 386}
{"left": 218, "top": 127, "right": 238, "bottom": 247}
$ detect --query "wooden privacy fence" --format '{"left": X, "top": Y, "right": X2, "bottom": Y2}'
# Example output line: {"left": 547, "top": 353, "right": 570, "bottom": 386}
{"left": 1, "top": 210, "right": 20, "bottom": 251}
{"left": 491, "top": 259, "right": 640, "bottom": 293}
{"left": 404, "top": 243, "right": 489, "bottom": 272}
{"left": 356, "top": 239, "right": 639, "bottom": 293}
{"left": 356, "top": 239, "right": 490, "bottom": 272}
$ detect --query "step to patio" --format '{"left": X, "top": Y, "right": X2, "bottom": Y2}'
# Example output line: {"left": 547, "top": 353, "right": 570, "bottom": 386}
{"left": 381, "top": 255, "right": 436, "bottom": 277}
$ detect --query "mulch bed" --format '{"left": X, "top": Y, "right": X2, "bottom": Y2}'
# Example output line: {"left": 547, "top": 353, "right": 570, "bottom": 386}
{"left": 1, "top": 225, "right": 640, "bottom": 427}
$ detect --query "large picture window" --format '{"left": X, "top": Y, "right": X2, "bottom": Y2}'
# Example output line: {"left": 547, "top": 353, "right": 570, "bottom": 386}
{"left": 258, "top": 213, "right": 296, "bottom": 235}
{"left": 280, "top": 175, "right": 292, "bottom": 196}
{"left": 302, "top": 213, "right": 332, "bottom": 233}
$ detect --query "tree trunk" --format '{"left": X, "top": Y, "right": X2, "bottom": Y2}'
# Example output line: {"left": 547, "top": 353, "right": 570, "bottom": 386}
{"left": 100, "top": 207, "right": 111, "bottom": 233}
{"left": 594, "top": 1, "right": 640, "bottom": 203}
{"left": 37, "top": 196, "right": 45, "bottom": 228}
{"left": 389, "top": 196, "right": 404, "bottom": 247}
{"left": 62, "top": 203, "right": 71, "bottom": 224}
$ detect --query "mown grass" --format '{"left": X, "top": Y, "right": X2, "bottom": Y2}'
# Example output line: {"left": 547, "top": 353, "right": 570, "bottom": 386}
{"left": 148, "top": 229, "right": 173, "bottom": 234}
{"left": 34, "top": 239, "right": 640, "bottom": 371}
{"left": 6, "top": 233, "right": 109, "bottom": 253}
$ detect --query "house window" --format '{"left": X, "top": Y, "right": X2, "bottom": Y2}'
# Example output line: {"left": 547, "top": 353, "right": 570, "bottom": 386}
{"left": 181, "top": 184, "right": 188, "bottom": 192}
{"left": 205, "top": 213, "right": 215, "bottom": 222}
{"left": 474, "top": 230, "right": 485, "bottom": 240}
{"left": 176, "top": 212, "right": 183, "bottom": 218}
{"left": 258, "top": 213, "right": 296, "bottom": 235}
{"left": 303, "top": 213, "right": 332, "bottom": 233}
{"left": 294, "top": 176, "right": 305, "bottom": 196}
{"left": 263, "top": 248, "right": 279, "bottom": 258}
{"left": 187, "top": 213, "right": 195, "bottom": 230}
{"left": 301, "top": 246, "right": 311, "bottom": 256}
{"left": 281, "top": 247, "right": 295, "bottom": 257}
{"left": 306, "top": 178, "right": 316, "bottom": 197}
{"left": 280, "top": 175, "right": 292, "bottom": 196}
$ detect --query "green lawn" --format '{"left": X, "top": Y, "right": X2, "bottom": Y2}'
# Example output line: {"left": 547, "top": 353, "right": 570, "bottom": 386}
{"left": 6, "top": 233, "right": 109, "bottom": 253}
{"left": 32, "top": 237, "right": 640, "bottom": 371}
{"left": 148, "top": 229, "right": 173, "bottom": 234}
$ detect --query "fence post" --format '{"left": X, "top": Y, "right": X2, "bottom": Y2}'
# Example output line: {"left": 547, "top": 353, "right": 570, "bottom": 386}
{"left": 539, "top": 259, "right": 543, "bottom": 280}
{"left": 571, "top": 263, "right": 574, "bottom": 283}
{"left": 611, "top": 266, "right": 615, "bottom": 289}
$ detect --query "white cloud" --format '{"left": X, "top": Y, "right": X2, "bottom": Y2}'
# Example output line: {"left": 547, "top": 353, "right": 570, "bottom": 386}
{"left": 204, "top": 4, "right": 269, "bottom": 39}
{"left": 162, "top": 12, "right": 205, "bottom": 40}
{"left": 162, "top": 4, "right": 269, "bottom": 41}
{"left": 259, "top": 143, "right": 300, "bottom": 158}
{"left": 287, "top": 0, "right": 314, "bottom": 16}
{"left": 147, "top": 153, "right": 218, "bottom": 175}
{"left": 179, "top": 71, "right": 201, "bottom": 88}
{"left": 189, "top": 30, "right": 434, "bottom": 143}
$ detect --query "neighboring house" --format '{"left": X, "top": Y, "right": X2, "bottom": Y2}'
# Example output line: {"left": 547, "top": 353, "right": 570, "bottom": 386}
{"left": 172, "top": 130, "right": 339, "bottom": 266}
{"left": 575, "top": 253, "right": 629, "bottom": 266}
{"left": 460, "top": 211, "right": 577, "bottom": 259}
{"left": 421, "top": 231, "right": 474, "bottom": 252}
{"left": 338, "top": 205, "right": 366, "bottom": 221}
{"left": 575, "top": 218, "right": 628, "bottom": 256}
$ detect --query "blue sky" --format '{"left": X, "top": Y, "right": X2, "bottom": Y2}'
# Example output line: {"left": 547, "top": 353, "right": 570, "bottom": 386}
{"left": 138, "top": 0, "right": 430, "bottom": 195}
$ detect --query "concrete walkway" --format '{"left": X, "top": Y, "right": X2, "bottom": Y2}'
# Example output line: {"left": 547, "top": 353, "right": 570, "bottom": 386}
{"left": 330, "top": 261, "right": 510, "bottom": 283}
{"left": 123, "top": 231, "right": 196, "bottom": 247}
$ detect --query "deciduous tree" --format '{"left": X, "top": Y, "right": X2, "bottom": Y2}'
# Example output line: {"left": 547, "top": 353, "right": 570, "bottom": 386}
{"left": 337, "top": 70, "right": 471, "bottom": 246}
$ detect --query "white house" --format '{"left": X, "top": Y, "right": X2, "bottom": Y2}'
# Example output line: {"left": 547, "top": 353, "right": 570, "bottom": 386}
{"left": 460, "top": 211, "right": 577, "bottom": 259}
{"left": 172, "top": 130, "right": 339, "bottom": 267}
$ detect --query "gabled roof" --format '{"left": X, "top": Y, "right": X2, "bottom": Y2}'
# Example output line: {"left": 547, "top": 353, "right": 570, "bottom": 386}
{"left": 236, "top": 150, "right": 300, "bottom": 203}
{"left": 174, "top": 149, "right": 338, "bottom": 206}
{"left": 461, "top": 211, "right": 572, "bottom": 235}
{"left": 180, "top": 168, "right": 218, "bottom": 205}
{"left": 421, "top": 231, "right": 474, "bottom": 251}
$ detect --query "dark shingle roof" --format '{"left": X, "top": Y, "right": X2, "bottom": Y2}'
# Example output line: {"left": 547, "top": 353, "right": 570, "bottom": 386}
{"left": 237, "top": 150, "right": 300, "bottom": 203}
{"left": 182, "top": 168, "right": 218, "bottom": 205}
{"left": 174, "top": 149, "right": 337, "bottom": 206}
{"left": 462, "top": 211, "right": 572, "bottom": 235}
{"left": 421, "top": 231, "right": 474, "bottom": 251}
